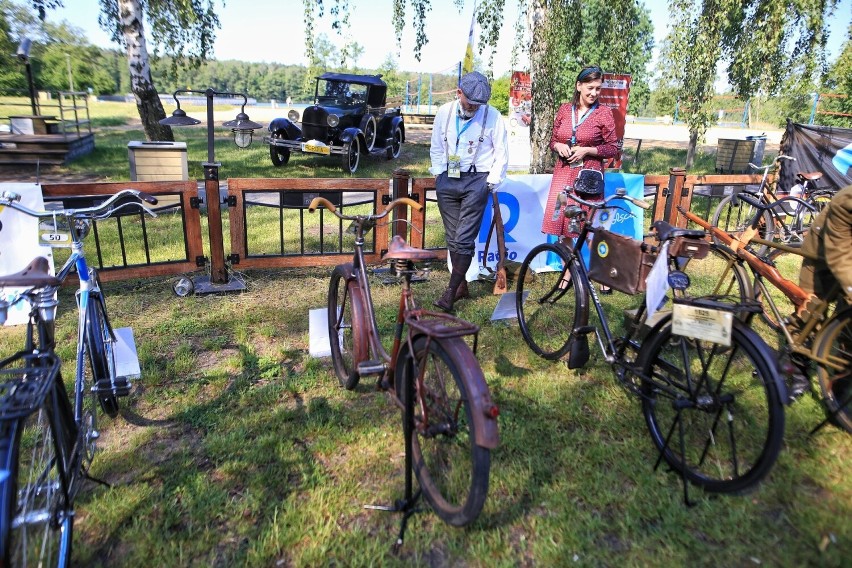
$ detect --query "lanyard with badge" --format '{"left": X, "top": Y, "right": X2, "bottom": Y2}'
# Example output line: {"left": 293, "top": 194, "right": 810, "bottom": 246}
{"left": 445, "top": 102, "right": 487, "bottom": 178}
{"left": 570, "top": 102, "right": 597, "bottom": 168}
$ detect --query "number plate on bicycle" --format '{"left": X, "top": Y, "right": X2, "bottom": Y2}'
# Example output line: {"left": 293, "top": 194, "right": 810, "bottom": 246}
{"left": 672, "top": 303, "right": 733, "bottom": 346}
{"left": 37, "top": 222, "right": 72, "bottom": 248}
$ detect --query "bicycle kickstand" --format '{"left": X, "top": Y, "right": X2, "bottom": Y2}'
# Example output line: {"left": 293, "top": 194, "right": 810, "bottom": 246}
{"left": 809, "top": 391, "right": 852, "bottom": 437}
{"left": 362, "top": 367, "right": 423, "bottom": 551}
{"left": 653, "top": 409, "right": 697, "bottom": 507}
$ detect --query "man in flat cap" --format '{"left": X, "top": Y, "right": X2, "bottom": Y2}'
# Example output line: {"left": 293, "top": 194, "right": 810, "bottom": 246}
{"left": 429, "top": 71, "right": 509, "bottom": 311}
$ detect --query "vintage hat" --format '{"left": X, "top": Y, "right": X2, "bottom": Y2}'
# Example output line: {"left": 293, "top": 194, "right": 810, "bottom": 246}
{"left": 459, "top": 71, "right": 491, "bottom": 105}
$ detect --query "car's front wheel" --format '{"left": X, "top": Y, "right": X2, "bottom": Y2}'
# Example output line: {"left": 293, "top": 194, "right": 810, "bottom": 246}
{"left": 387, "top": 125, "right": 402, "bottom": 160}
{"left": 269, "top": 132, "right": 290, "bottom": 167}
{"left": 342, "top": 137, "right": 360, "bottom": 174}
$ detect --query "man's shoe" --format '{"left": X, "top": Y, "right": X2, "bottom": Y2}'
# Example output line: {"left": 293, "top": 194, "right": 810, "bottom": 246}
{"left": 433, "top": 287, "right": 455, "bottom": 312}
{"left": 454, "top": 280, "right": 470, "bottom": 301}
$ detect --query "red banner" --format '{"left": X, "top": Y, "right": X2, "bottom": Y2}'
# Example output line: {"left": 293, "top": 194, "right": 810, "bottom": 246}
{"left": 599, "top": 73, "right": 631, "bottom": 169}
{"left": 507, "top": 71, "right": 532, "bottom": 170}
{"left": 509, "top": 71, "right": 531, "bottom": 127}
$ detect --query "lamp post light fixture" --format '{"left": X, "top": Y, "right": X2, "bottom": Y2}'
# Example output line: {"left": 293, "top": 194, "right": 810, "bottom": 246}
{"left": 159, "top": 88, "right": 263, "bottom": 295}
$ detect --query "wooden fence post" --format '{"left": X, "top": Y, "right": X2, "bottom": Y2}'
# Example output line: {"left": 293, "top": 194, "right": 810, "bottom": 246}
{"left": 392, "top": 168, "right": 411, "bottom": 241}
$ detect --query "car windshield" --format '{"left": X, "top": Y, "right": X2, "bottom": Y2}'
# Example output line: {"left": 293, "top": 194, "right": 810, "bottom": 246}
{"left": 316, "top": 80, "right": 368, "bottom": 106}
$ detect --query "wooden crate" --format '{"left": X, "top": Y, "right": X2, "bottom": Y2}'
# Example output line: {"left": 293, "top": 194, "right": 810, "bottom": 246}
{"left": 715, "top": 138, "right": 756, "bottom": 174}
{"left": 128, "top": 141, "right": 189, "bottom": 181}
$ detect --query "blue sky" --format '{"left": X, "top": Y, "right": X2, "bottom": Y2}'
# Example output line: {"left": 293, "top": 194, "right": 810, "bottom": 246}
{"left": 49, "top": 0, "right": 849, "bottom": 78}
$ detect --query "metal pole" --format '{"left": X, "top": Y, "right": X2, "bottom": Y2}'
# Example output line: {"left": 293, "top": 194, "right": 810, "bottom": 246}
{"left": 808, "top": 92, "right": 819, "bottom": 125}
{"left": 203, "top": 88, "right": 227, "bottom": 284}
{"left": 25, "top": 62, "right": 37, "bottom": 115}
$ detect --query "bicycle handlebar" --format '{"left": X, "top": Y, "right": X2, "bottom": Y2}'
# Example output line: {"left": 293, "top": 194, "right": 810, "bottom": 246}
{"left": 748, "top": 154, "right": 795, "bottom": 173}
{"left": 566, "top": 189, "right": 651, "bottom": 214}
{"left": 0, "top": 189, "right": 159, "bottom": 220}
{"left": 308, "top": 196, "right": 423, "bottom": 220}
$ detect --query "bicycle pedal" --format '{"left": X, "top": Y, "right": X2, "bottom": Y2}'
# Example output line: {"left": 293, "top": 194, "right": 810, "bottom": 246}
{"left": 357, "top": 360, "right": 386, "bottom": 376}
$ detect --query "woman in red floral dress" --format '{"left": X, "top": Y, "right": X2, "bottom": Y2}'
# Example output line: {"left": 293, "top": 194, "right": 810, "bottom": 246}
{"left": 540, "top": 66, "right": 619, "bottom": 238}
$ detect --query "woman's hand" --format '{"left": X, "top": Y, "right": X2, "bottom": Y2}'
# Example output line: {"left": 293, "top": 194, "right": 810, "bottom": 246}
{"left": 554, "top": 142, "right": 572, "bottom": 159}
{"left": 568, "top": 145, "right": 589, "bottom": 164}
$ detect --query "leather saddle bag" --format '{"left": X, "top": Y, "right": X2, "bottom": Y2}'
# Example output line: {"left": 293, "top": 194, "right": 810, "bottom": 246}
{"left": 588, "top": 229, "right": 656, "bottom": 295}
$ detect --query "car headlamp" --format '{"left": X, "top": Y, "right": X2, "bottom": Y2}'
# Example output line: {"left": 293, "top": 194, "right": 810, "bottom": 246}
{"left": 327, "top": 114, "right": 340, "bottom": 127}
{"left": 288, "top": 109, "right": 300, "bottom": 122}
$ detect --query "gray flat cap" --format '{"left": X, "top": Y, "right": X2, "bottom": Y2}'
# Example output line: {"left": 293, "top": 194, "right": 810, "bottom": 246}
{"left": 459, "top": 71, "right": 491, "bottom": 105}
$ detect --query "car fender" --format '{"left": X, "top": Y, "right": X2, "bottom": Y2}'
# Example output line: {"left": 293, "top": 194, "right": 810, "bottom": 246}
{"left": 339, "top": 127, "right": 367, "bottom": 153}
{"left": 377, "top": 114, "right": 404, "bottom": 136}
{"left": 268, "top": 117, "right": 301, "bottom": 140}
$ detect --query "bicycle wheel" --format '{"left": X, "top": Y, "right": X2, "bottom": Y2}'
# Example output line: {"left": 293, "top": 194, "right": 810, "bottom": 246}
{"left": 516, "top": 243, "right": 585, "bottom": 360}
{"left": 679, "top": 244, "right": 752, "bottom": 305}
{"left": 638, "top": 320, "right": 785, "bottom": 494}
{"left": 86, "top": 293, "right": 119, "bottom": 417}
{"left": 398, "top": 335, "right": 490, "bottom": 526}
{"left": 815, "top": 312, "right": 852, "bottom": 434}
{"left": 327, "top": 265, "right": 368, "bottom": 390}
{"left": 0, "top": 384, "right": 73, "bottom": 566}
{"left": 752, "top": 247, "right": 804, "bottom": 332}
{"left": 711, "top": 194, "right": 774, "bottom": 256}
{"left": 792, "top": 191, "right": 833, "bottom": 238}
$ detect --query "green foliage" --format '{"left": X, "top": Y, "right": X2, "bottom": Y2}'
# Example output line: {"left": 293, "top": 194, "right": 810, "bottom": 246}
{"left": 575, "top": 0, "right": 655, "bottom": 113}
{"left": 490, "top": 73, "right": 510, "bottom": 114}
{"left": 97, "top": 0, "right": 220, "bottom": 73}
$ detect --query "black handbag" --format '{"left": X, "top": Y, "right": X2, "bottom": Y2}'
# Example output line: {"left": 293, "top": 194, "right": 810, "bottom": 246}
{"left": 574, "top": 168, "right": 604, "bottom": 197}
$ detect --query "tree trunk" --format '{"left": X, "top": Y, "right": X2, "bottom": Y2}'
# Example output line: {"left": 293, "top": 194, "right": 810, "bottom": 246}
{"left": 685, "top": 131, "right": 698, "bottom": 169}
{"left": 528, "top": 3, "right": 556, "bottom": 174}
{"left": 119, "top": 0, "right": 173, "bottom": 141}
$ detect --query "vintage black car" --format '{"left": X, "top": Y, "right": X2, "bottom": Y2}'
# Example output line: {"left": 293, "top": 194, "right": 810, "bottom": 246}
{"left": 264, "top": 72, "right": 404, "bottom": 174}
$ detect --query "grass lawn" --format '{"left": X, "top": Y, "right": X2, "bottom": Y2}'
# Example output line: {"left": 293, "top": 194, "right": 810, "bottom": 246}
{"left": 0, "top": 102, "right": 847, "bottom": 566}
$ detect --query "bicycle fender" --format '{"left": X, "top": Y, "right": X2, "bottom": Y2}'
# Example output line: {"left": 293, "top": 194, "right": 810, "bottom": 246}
{"left": 408, "top": 334, "right": 499, "bottom": 450}
{"left": 639, "top": 313, "right": 790, "bottom": 402}
{"left": 334, "top": 263, "right": 369, "bottom": 364}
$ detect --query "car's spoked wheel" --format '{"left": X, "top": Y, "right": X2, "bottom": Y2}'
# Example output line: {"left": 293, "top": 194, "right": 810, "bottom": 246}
{"left": 362, "top": 116, "right": 377, "bottom": 151}
{"left": 342, "top": 137, "right": 360, "bottom": 174}
{"left": 387, "top": 125, "right": 402, "bottom": 159}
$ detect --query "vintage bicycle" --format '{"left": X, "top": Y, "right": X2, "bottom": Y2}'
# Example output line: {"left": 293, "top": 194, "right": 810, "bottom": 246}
{"left": 711, "top": 154, "right": 835, "bottom": 255}
{"left": 681, "top": 193, "right": 851, "bottom": 434}
{"left": 308, "top": 196, "right": 498, "bottom": 538}
{"left": 515, "top": 189, "right": 786, "bottom": 502}
{"left": 0, "top": 189, "right": 156, "bottom": 566}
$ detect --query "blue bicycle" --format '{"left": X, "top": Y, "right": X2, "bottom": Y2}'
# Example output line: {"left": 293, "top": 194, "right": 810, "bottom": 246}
{"left": 0, "top": 189, "right": 156, "bottom": 567}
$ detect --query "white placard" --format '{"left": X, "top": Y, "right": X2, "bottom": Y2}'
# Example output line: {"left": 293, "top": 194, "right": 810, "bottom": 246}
{"left": 671, "top": 303, "right": 733, "bottom": 346}
{"left": 0, "top": 184, "right": 54, "bottom": 326}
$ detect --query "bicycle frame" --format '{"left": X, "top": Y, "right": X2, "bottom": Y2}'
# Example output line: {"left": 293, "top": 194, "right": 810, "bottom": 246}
{"left": 681, "top": 205, "right": 847, "bottom": 374}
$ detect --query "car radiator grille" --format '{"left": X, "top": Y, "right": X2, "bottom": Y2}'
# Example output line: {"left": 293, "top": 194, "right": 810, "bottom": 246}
{"left": 302, "top": 124, "right": 326, "bottom": 141}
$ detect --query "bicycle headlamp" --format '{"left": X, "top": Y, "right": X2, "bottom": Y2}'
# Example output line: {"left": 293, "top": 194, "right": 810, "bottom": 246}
{"left": 564, "top": 205, "right": 584, "bottom": 219}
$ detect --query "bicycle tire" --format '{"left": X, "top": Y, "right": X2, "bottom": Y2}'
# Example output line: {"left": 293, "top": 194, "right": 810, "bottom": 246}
{"left": 792, "top": 191, "right": 833, "bottom": 238}
{"left": 86, "top": 292, "right": 120, "bottom": 418}
{"left": 638, "top": 319, "right": 785, "bottom": 494}
{"left": 327, "top": 265, "right": 368, "bottom": 390}
{"left": 0, "top": 382, "right": 74, "bottom": 566}
{"left": 751, "top": 247, "right": 804, "bottom": 332}
{"left": 711, "top": 194, "right": 774, "bottom": 257}
{"left": 815, "top": 311, "right": 852, "bottom": 434}
{"left": 397, "top": 335, "right": 490, "bottom": 526}
{"left": 680, "top": 245, "right": 752, "bottom": 309}
{"left": 516, "top": 243, "right": 585, "bottom": 360}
